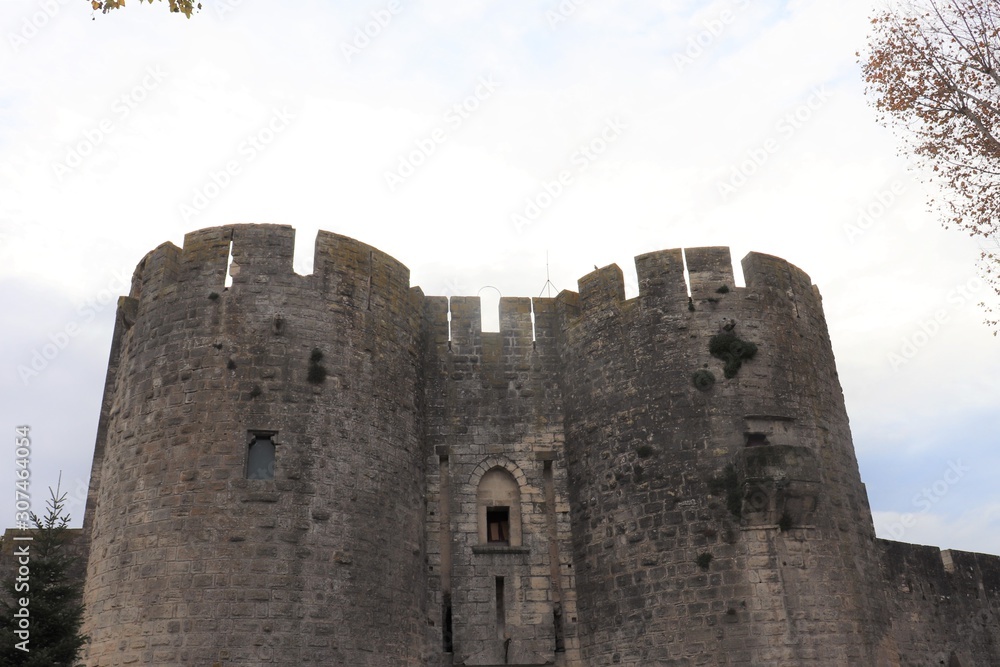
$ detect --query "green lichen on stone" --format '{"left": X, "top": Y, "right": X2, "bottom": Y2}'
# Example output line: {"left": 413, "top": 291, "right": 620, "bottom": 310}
{"left": 307, "top": 348, "right": 328, "bottom": 384}
{"left": 692, "top": 369, "right": 715, "bottom": 391}
{"left": 709, "top": 331, "right": 758, "bottom": 378}
{"left": 708, "top": 464, "right": 742, "bottom": 518}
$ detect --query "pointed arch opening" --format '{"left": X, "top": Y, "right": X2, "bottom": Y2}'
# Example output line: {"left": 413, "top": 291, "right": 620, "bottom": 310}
{"left": 477, "top": 467, "right": 522, "bottom": 547}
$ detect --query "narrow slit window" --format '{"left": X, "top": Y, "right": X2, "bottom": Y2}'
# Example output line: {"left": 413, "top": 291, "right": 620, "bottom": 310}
{"left": 246, "top": 433, "right": 275, "bottom": 480}
{"left": 225, "top": 239, "right": 235, "bottom": 288}
{"left": 487, "top": 507, "right": 510, "bottom": 544}
{"left": 495, "top": 577, "right": 506, "bottom": 638}
{"left": 442, "top": 593, "right": 453, "bottom": 653}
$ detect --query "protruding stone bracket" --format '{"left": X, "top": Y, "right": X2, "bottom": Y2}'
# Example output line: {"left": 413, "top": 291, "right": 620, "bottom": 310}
{"left": 743, "top": 415, "right": 797, "bottom": 447}
{"left": 735, "top": 444, "right": 820, "bottom": 528}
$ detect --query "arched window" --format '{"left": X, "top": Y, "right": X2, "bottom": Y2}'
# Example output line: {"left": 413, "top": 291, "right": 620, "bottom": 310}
{"left": 476, "top": 468, "right": 522, "bottom": 547}
{"left": 246, "top": 432, "right": 276, "bottom": 480}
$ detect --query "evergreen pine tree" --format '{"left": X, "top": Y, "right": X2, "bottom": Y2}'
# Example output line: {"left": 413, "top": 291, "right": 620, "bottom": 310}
{"left": 0, "top": 483, "right": 87, "bottom": 666}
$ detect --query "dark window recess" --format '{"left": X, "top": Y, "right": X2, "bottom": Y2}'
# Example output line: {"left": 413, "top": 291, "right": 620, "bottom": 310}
{"left": 487, "top": 507, "right": 510, "bottom": 544}
{"left": 745, "top": 432, "right": 769, "bottom": 447}
{"left": 495, "top": 577, "right": 506, "bottom": 639}
{"left": 246, "top": 433, "right": 276, "bottom": 480}
{"left": 554, "top": 602, "right": 565, "bottom": 652}
{"left": 442, "top": 594, "right": 453, "bottom": 653}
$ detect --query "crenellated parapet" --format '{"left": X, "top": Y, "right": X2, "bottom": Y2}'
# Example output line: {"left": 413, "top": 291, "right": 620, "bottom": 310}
{"left": 128, "top": 224, "right": 414, "bottom": 313}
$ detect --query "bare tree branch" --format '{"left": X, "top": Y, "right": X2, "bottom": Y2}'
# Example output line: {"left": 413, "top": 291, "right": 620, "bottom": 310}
{"left": 861, "top": 0, "right": 1000, "bottom": 331}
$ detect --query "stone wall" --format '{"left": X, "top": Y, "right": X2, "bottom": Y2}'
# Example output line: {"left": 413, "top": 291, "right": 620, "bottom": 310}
{"left": 422, "top": 294, "right": 582, "bottom": 666}
{"left": 878, "top": 540, "right": 1000, "bottom": 666}
{"left": 80, "top": 225, "right": 428, "bottom": 666}
{"left": 61, "top": 225, "right": 1000, "bottom": 666}
{"left": 555, "top": 248, "right": 893, "bottom": 665}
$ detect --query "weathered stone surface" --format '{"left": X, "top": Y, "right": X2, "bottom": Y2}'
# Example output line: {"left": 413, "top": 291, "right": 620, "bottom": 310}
{"left": 35, "top": 225, "right": 997, "bottom": 666}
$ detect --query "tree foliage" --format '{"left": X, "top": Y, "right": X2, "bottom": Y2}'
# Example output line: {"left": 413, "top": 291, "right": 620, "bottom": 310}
{"left": 861, "top": 0, "right": 1000, "bottom": 332}
{"left": 90, "top": 0, "right": 201, "bottom": 18}
{"left": 0, "top": 486, "right": 87, "bottom": 666}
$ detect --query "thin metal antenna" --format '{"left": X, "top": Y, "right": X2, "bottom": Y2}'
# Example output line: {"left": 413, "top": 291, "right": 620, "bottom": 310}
{"left": 538, "top": 250, "right": 557, "bottom": 298}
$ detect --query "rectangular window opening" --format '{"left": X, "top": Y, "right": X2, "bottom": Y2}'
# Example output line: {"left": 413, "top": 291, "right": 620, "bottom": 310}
{"left": 554, "top": 603, "right": 565, "bottom": 653}
{"left": 246, "top": 431, "right": 276, "bottom": 480}
{"left": 442, "top": 593, "right": 453, "bottom": 653}
{"left": 495, "top": 577, "right": 506, "bottom": 639}
{"left": 487, "top": 507, "right": 510, "bottom": 544}
{"left": 745, "top": 432, "right": 769, "bottom": 447}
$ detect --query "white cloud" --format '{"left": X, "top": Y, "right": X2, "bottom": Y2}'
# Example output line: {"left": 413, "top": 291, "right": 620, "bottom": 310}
{"left": 874, "top": 505, "right": 1000, "bottom": 556}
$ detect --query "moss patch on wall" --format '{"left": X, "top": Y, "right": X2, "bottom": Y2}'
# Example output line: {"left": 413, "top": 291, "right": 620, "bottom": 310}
{"left": 709, "top": 331, "right": 758, "bottom": 378}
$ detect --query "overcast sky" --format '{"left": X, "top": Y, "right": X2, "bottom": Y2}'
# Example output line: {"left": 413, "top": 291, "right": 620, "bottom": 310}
{"left": 1, "top": 0, "right": 998, "bottom": 555}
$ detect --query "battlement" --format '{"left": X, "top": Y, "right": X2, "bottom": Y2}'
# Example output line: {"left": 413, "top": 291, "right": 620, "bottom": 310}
{"left": 417, "top": 245, "right": 822, "bottom": 349}
{"left": 126, "top": 228, "right": 824, "bottom": 340}
{"left": 128, "top": 225, "right": 415, "bottom": 314}
{"left": 565, "top": 246, "right": 821, "bottom": 318}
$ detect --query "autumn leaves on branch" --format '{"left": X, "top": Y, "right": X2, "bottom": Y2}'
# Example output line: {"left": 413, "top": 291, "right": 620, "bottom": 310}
{"left": 861, "top": 0, "right": 1000, "bottom": 331}
{"left": 90, "top": 0, "right": 200, "bottom": 18}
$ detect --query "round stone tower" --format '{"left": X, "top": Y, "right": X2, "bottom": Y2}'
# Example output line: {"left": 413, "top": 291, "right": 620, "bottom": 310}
{"left": 80, "top": 225, "right": 428, "bottom": 666}
{"left": 556, "top": 247, "right": 893, "bottom": 665}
